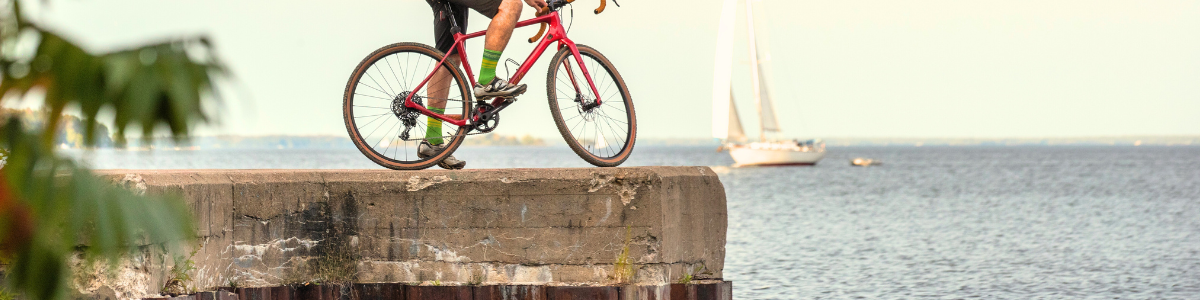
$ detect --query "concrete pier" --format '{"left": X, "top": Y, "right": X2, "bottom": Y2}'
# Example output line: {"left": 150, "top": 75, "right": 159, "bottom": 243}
{"left": 87, "top": 167, "right": 728, "bottom": 299}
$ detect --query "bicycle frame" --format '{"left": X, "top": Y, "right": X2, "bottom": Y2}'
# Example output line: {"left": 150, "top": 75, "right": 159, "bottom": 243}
{"left": 403, "top": 11, "right": 603, "bottom": 127}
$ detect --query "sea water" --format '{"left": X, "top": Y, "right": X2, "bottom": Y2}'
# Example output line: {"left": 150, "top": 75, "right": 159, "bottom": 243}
{"left": 69, "top": 145, "right": 1200, "bottom": 299}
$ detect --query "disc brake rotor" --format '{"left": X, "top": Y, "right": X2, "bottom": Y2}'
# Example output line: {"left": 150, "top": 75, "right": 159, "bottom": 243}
{"left": 574, "top": 93, "right": 598, "bottom": 121}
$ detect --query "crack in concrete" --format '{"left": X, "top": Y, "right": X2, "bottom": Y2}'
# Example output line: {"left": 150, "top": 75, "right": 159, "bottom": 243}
{"left": 588, "top": 174, "right": 615, "bottom": 192}
{"left": 407, "top": 175, "right": 451, "bottom": 191}
{"left": 617, "top": 183, "right": 640, "bottom": 206}
{"left": 587, "top": 172, "right": 652, "bottom": 206}
{"left": 119, "top": 174, "right": 148, "bottom": 195}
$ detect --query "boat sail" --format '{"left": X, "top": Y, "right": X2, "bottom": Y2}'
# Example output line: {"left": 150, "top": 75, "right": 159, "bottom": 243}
{"left": 710, "top": 0, "right": 738, "bottom": 141}
{"left": 726, "top": 91, "right": 748, "bottom": 144}
{"left": 713, "top": 0, "right": 825, "bottom": 167}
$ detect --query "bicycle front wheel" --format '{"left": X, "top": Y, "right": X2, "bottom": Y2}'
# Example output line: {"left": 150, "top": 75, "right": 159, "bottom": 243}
{"left": 546, "top": 45, "right": 637, "bottom": 167}
{"left": 342, "top": 43, "right": 471, "bottom": 170}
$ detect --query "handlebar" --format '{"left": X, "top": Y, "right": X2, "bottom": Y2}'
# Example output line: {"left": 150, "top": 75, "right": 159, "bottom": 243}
{"left": 528, "top": 0, "right": 617, "bottom": 43}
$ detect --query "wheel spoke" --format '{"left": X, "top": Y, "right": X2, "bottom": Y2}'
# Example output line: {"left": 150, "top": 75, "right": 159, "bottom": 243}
{"left": 355, "top": 93, "right": 393, "bottom": 101}
{"left": 558, "top": 103, "right": 579, "bottom": 111}
{"left": 569, "top": 114, "right": 586, "bottom": 141}
{"left": 384, "top": 122, "right": 403, "bottom": 160}
{"left": 595, "top": 108, "right": 629, "bottom": 125}
{"left": 384, "top": 56, "right": 409, "bottom": 92}
{"left": 411, "top": 55, "right": 427, "bottom": 92}
{"left": 598, "top": 110, "right": 628, "bottom": 152}
{"left": 374, "top": 120, "right": 402, "bottom": 150}
{"left": 374, "top": 65, "right": 398, "bottom": 96}
{"left": 404, "top": 53, "right": 415, "bottom": 90}
{"left": 354, "top": 104, "right": 391, "bottom": 109}
{"left": 366, "top": 117, "right": 399, "bottom": 148}
{"left": 356, "top": 112, "right": 391, "bottom": 129}
{"left": 355, "top": 112, "right": 391, "bottom": 119}
{"left": 359, "top": 76, "right": 394, "bottom": 99}
{"left": 561, "top": 112, "right": 583, "bottom": 123}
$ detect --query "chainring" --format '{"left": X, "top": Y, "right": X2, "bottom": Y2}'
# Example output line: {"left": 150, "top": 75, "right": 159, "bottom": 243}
{"left": 473, "top": 102, "right": 499, "bottom": 133}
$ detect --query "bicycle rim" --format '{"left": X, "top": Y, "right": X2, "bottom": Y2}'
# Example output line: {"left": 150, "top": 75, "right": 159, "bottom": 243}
{"left": 343, "top": 43, "right": 470, "bottom": 170}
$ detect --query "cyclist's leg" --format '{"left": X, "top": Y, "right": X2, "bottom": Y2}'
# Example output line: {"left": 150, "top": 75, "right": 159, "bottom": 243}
{"left": 426, "top": 0, "right": 469, "bottom": 144}
{"left": 425, "top": 56, "right": 461, "bottom": 144}
{"left": 464, "top": 0, "right": 521, "bottom": 86}
{"left": 428, "top": 56, "right": 462, "bottom": 119}
{"left": 482, "top": 0, "right": 520, "bottom": 53}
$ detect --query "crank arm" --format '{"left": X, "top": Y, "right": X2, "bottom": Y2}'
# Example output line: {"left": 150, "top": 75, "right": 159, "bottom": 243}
{"left": 473, "top": 98, "right": 516, "bottom": 121}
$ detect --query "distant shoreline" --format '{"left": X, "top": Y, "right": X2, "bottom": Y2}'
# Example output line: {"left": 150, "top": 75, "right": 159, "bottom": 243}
{"left": 820, "top": 136, "right": 1199, "bottom": 147}
{"left": 637, "top": 136, "right": 1200, "bottom": 147}
{"left": 60, "top": 135, "right": 1199, "bottom": 150}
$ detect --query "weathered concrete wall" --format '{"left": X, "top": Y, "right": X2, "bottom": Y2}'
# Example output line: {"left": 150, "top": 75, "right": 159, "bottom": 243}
{"left": 90, "top": 167, "right": 726, "bottom": 297}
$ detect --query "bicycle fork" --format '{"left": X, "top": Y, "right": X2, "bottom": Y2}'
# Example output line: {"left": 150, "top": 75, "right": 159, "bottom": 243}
{"left": 558, "top": 59, "right": 599, "bottom": 110}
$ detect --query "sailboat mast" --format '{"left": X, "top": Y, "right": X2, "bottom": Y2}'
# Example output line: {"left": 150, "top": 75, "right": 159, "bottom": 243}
{"left": 711, "top": 0, "right": 739, "bottom": 141}
{"left": 744, "top": 0, "right": 765, "bottom": 142}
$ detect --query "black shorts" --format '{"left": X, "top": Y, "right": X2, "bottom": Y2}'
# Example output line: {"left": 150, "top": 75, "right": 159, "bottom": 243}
{"left": 426, "top": 0, "right": 503, "bottom": 55}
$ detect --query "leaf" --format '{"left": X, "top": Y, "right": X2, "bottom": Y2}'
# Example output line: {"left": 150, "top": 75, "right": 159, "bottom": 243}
{"left": 2, "top": 28, "right": 225, "bottom": 148}
{"left": 8, "top": 236, "right": 67, "bottom": 300}
{"left": 0, "top": 4, "right": 220, "bottom": 300}
{"left": 0, "top": 95, "right": 197, "bottom": 300}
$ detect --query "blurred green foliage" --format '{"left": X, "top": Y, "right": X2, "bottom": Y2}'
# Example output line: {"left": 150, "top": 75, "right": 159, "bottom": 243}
{"left": 0, "top": 1, "right": 226, "bottom": 299}
{"left": 0, "top": 108, "right": 115, "bottom": 148}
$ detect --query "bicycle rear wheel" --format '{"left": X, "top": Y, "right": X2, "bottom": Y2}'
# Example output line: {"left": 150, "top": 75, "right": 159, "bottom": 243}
{"left": 343, "top": 43, "right": 471, "bottom": 170}
{"left": 546, "top": 45, "right": 636, "bottom": 167}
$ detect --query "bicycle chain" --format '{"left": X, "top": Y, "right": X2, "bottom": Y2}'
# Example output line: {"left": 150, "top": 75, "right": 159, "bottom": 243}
{"left": 392, "top": 95, "right": 517, "bottom": 141}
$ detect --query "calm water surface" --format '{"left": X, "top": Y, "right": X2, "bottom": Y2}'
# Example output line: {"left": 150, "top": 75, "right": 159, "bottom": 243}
{"left": 71, "top": 146, "right": 1200, "bottom": 299}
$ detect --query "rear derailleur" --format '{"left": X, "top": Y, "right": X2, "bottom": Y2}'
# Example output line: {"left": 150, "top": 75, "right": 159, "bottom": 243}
{"left": 394, "top": 91, "right": 422, "bottom": 141}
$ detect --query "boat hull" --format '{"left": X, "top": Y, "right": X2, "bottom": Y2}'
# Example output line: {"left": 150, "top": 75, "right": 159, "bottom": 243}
{"left": 729, "top": 147, "right": 825, "bottom": 167}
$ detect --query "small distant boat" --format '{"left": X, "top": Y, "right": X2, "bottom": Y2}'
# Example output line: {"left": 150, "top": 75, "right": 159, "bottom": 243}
{"left": 711, "top": 0, "right": 824, "bottom": 167}
{"left": 851, "top": 158, "right": 881, "bottom": 167}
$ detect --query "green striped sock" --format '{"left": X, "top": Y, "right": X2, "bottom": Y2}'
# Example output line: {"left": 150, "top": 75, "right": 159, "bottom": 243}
{"left": 478, "top": 49, "right": 502, "bottom": 86}
{"left": 425, "top": 107, "right": 445, "bottom": 145}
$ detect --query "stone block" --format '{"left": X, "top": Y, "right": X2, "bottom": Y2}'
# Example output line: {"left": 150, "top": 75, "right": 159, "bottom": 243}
{"left": 91, "top": 167, "right": 726, "bottom": 297}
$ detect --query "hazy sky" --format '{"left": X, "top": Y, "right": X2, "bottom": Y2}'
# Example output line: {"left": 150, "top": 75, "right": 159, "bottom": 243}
{"left": 21, "top": 0, "right": 1200, "bottom": 139}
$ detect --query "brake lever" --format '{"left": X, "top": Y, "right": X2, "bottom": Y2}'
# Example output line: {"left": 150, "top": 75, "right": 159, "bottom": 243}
{"left": 593, "top": 0, "right": 617, "bottom": 14}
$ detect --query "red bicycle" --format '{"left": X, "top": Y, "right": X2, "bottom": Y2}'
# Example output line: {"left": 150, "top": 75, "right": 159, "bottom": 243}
{"left": 342, "top": 0, "right": 634, "bottom": 170}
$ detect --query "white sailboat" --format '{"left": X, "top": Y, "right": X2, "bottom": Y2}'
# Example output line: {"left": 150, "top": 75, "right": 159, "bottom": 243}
{"left": 712, "top": 0, "right": 825, "bottom": 167}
